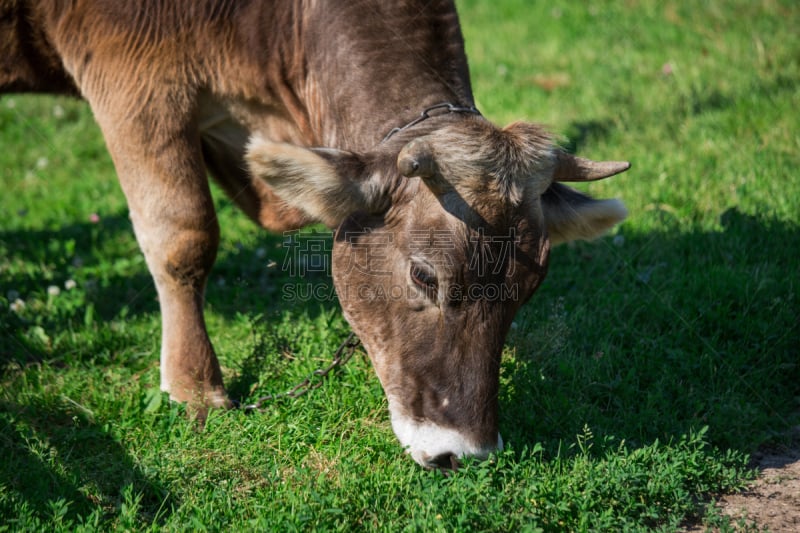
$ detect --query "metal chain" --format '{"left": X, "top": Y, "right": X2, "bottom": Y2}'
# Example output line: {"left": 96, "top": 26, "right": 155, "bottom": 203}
{"left": 242, "top": 332, "right": 361, "bottom": 412}
{"left": 381, "top": 102, "right": 481, "bottom": 143}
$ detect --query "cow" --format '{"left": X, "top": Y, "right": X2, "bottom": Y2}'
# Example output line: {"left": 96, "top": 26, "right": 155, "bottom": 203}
{"left": 1, "top": 0, "right": 629, "bottom": 469}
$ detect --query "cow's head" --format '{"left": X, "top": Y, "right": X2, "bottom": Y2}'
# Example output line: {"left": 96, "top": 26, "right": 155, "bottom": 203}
{"left": 246, "top": 117, "right": 628, "bottom": 468}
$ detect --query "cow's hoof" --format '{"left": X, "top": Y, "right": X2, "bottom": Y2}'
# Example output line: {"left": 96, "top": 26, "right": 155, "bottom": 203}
{"left": 167, "top": 386, "right": 233, "bottom": 426}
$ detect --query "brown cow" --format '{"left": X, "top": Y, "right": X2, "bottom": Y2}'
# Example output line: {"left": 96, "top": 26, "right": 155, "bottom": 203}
{"left": 1, "top": 0, "right": 628, "bottom": 468}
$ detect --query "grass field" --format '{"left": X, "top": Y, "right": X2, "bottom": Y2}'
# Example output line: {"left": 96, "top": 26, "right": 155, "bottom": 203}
{"left": 1, "top": 0, "right": 798, "bottom": 530}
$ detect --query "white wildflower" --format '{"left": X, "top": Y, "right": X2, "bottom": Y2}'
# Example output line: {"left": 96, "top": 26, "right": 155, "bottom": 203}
{"left": 47, "top": 285, "right": 60, "bottom": 297}
{"left": 36, "top": 157, "right": 49, "bottom": 170}
{"left": 65, "top": 279, "right": 77, "bottom": 290}
{"left": 10, "top": 299, "right": 25, "bottom": 313}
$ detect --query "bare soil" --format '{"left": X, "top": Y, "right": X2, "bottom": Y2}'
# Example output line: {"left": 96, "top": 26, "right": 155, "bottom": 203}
{"left": 685, "top": 429, "right": 800, "bottom": 532}
{"left": 716, "top": 450, "right": 800, "bottom": 531}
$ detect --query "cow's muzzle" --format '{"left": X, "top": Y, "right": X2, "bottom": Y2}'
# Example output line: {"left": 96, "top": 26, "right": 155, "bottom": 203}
{"left": 389, "top": 409, "right": 504, "bottom": 469}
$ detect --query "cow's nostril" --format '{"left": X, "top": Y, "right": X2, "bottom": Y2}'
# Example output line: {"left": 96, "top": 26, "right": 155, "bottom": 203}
{"left": 428, "top": 452, "right": 460, "bottom": 471}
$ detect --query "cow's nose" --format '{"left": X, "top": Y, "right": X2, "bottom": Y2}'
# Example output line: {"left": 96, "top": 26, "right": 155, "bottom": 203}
{"left": 426, "top": 452, "right": 460, "bottom": 470}
{"left": 405, "top": 431, "right": 503, "bottom": 470}
{"left": 388, "top": 403, "right": 504, "bottom": 468}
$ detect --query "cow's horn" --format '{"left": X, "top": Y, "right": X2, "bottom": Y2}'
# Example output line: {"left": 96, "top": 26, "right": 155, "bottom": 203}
{"left": 397, "top": 138, "right": 436, "bottom": 179}
{"left": 554, "top": 151, "right": 631, "bottom": 182}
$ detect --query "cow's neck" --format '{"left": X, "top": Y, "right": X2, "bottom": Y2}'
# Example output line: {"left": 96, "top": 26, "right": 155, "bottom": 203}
{"left": 293, "top": 0, "right": 476, "bottom": 152}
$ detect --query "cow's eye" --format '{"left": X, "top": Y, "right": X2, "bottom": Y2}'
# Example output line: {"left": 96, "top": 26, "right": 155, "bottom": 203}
{"left": 410, "top": 262, "right": 438, "bottom": 294}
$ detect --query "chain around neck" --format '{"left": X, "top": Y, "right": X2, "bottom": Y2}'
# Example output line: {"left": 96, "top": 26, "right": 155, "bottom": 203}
{"left": 381, "top": 102, "right": 481, "bottom": 143}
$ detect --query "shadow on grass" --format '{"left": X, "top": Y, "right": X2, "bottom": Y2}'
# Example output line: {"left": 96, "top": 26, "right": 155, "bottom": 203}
{"left": 0, "top": 399, "right": 173, "bottom": 527}
{"left": 1, "top": 212, "right": 154, "bottom": 371}
{"left": 499, "top": 208, "right": 799, "bottom": 458}
{"left": 0, "top": 212, "right": 153, "bottom": 316}
{"left": 0, "top": 208, "right": 338, "bottom": 372}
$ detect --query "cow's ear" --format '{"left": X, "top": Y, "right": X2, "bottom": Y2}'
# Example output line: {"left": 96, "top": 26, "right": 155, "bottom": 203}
{"left": 246, "top": 137, "right": 383, "bottom": 227}
{"left": 541, "top": 182, "right": 627, "bottom": 244}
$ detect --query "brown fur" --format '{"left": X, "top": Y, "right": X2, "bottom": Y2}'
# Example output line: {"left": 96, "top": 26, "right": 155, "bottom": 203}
{"left": 2, "top": 0, "right": 628, "bottom": 462}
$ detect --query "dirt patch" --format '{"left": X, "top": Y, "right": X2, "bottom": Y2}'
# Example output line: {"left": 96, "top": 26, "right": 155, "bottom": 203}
{"left": 684, "top": 429, "right": 800, "bottom": 532}
{"left": 713, "top": 449, "right": 800, "bottom": 532}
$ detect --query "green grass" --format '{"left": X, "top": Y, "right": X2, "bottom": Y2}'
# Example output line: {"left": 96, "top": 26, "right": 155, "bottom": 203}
{"left": 1, "top": 0, "right": 798, "bottom": 530}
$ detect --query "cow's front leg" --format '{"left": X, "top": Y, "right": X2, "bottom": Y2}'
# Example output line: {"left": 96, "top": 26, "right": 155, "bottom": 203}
{"left": 95, "top": 109, "right": 230, "bottom": 411}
